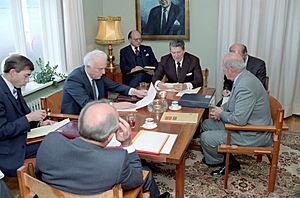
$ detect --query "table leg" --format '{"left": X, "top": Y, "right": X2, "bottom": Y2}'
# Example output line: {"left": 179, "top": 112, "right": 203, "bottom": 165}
{"left": 175, "top": 155, "right": 185, "bottom": 198}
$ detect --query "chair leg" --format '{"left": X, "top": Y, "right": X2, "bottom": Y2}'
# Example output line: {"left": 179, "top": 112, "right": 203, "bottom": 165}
{"left": 224, "top": 153, "right": 230, "bottom": 189}
{"left": 268, "top": 154, "right": 278, "bottom": 192}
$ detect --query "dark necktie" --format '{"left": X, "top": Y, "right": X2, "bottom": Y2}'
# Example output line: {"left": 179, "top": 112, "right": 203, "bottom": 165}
{"left": 13, "top": 88, "right": 18, "bottom": 99}
{"left": 135, "top": 47, "right": 140, "bottom": 56}
{"left": 177, "top": 62, "right": 182, "bottom": 80}
{"left": 161, "top": 8, "right": 167, "bottom": 34}
{"left": 92, "top": 80, "right": 97, "bottom": 100}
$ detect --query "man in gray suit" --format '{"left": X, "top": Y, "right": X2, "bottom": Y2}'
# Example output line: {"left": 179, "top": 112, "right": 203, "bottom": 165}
{"left": 36, "top": 100, "right": 163, "bottom": 197}
{"left": 200, "top": 53, "right": 273, "bottom": 176}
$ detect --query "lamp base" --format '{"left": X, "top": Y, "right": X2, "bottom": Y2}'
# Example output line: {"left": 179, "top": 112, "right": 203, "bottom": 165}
{"left": 107, "top": 43, "right": 115, "bottom": 69}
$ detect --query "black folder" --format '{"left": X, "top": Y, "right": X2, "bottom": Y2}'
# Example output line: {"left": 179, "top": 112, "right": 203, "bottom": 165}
{"left": 178, "top": 94, "right": 212, "bottom": 108}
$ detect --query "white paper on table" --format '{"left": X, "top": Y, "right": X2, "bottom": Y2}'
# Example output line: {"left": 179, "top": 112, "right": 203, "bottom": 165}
{"left": 135, "top": 83, "right": 157, "bottom": 109}
{"left": 221, "top": 96, "right": 229, "bottom": 105}
{"left": 176, "top": 87, "right": 201, "bottom": 97}
{"left": 160, "top": 134, "right": 178, "bottom": 154}
{"left": 27, "top": 118, "right": 70, "bottom": 139}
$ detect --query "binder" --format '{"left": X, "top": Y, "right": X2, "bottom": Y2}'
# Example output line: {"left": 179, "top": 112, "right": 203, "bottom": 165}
{"left": 178, "top": 94, "right": 212, "bottom": 108}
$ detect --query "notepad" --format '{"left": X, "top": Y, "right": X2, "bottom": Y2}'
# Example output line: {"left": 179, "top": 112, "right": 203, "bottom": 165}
{"left": 160, "top": 112, "right": 198, "bottom": 124}
{"left": 27, "top": 119, "right": 70, "bottom": 139}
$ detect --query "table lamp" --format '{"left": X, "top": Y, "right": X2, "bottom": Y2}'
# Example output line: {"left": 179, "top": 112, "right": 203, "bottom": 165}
{"left": 96, "top": 16, "right": 124, "bottom": 69}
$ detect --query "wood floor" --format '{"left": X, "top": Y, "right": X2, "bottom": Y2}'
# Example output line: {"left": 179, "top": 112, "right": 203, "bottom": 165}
{"left": 4, "top": 115, "right": 300, "bottom": 197}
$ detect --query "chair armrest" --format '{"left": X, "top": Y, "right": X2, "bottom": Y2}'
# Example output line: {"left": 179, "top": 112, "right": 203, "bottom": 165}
{"left": 224, "top": 123, "right": 276, "bottom": 132}
{"left": 47, "top": 113, "right": 79, "bottom": 121}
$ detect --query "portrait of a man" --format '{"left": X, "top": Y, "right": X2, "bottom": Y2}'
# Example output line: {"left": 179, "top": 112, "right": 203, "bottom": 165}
{"left": 137, "top": 0, "right": 189, "bottom": 39}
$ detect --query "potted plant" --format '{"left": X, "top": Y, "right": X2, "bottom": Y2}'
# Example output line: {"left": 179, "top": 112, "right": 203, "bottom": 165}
{"left": 33, "top": 58, "right": 66, "bottom": 84}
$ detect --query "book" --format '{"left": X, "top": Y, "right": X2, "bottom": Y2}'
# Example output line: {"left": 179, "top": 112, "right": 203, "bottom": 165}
{"left": 132, "top": 130, "right": 174, "bottom": 155}
{"left": 27, "top": 118, "right": 70, "bottom": 139}
{"left": 178, "top": 94, "right": 212, "bottom": 108}
{"left": 160, "top": 112, "right": 198, "bottom": 124}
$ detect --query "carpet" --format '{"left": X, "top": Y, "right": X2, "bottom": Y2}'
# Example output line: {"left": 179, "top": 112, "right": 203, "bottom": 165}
{"left": 151, "top": 132, "right": 300, "bottom": 197}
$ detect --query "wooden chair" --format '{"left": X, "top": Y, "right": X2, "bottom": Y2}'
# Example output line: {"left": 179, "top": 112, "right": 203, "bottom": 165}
{"left": 18, "top": 161, "right": 148, "bottom": 198}
{"left": 40, "top": 89, "right": 78, "bottom": 121}
{"left": 202, "top": 68, "right": 209, "bottom": 87}
{"left": 217, "top": 95, "right": 284, "bottom": 192}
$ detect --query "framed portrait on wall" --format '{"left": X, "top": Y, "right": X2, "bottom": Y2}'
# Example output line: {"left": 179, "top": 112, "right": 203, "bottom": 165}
{"left": 136, "top": 0, "right": 190, "bottom": 40}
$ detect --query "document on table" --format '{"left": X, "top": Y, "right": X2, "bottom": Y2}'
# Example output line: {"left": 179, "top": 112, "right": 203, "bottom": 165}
{"left": 135, "top": 83, "right": 157, "bottom": 109}
{"left": 27, "top": 118, "right": 70, "bottom": 139}
{"left": 176, "top": 87, "right": 201, "bottom": 96}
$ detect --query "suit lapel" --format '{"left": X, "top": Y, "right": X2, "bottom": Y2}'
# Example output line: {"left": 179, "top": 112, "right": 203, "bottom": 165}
{"left": 178, "top": 54, "right": 190, "bottom": 82}
{"left": 80, "top": 66, "right": 95, "bottom": 100}
{"left": 128, "top": 46, "right": 137, "bottom": 66}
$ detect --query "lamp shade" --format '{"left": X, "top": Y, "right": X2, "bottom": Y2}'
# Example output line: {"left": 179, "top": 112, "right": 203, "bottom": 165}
{"left": 96, "top": 16, "right": 124, "bottom": 44}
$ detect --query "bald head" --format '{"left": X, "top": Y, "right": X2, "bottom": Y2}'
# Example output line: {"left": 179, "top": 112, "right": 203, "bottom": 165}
{"left": 229, "top": 43, "right": 248, "bottom": 60}
{"left": 79, "top": 100, "right": 119, "bottom": 142}
{"left": 128, "top": 30, "right": 142, "bottom": 47}
{"left": 222, "top": 53, "right": 245, "bottom": 80}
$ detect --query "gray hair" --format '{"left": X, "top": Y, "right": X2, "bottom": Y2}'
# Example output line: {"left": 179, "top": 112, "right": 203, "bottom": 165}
{"left": 169, "top": 40, "right": 185, "bottom": 50}
{"left": 78, "top": 99, "right": 119, "bottom": 142}
{"left": 83, "top": 50, "right": 107, "bottom": 68}
{"left": 223, "top": 53, "right": 245, "bottom": 70}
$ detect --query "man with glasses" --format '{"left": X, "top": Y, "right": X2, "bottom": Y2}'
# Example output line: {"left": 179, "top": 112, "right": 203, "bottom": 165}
{"left": 120, "top": 30, "right": 158, "bottom": 87}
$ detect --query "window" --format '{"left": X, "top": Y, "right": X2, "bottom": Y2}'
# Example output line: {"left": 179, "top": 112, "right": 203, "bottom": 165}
{"left": 0, "top": 0, "right": 66, "bottom": 73}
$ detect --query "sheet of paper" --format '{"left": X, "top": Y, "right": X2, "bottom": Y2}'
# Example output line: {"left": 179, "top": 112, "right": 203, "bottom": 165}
{"left": 160, "top": 134, "right": 177, "bottom": 154}
{"left": 176, "top": 87, "right": 201, "bottom": 96}
{"left": 27, "top": 118, "right": 70, "bottom": 139}
{"left": 135, "top": 83, "right": 157, "bottom": 109}
{"left": 222, "top": 96, "right": 229, "bottom": 105}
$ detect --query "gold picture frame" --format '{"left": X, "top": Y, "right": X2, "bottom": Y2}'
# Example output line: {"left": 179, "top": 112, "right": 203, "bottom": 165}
{"left": 136, "top": 0, "right": 190, "bottom": 40}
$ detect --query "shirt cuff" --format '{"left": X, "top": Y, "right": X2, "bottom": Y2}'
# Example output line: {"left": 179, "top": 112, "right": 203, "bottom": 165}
{"left": 154, "top": 80, "right": 161, "bottom": 89}
{"left": 122, "top": 144, "right": 136, "bottom": 153}
{"left": 128, "top": 88, "right": 135, "bottom": 96}
{"left": 185, "top": 82, "right": 193, "bottom": 90}
{"left": 0, "top": 170, "right": 4, "bottom": 179}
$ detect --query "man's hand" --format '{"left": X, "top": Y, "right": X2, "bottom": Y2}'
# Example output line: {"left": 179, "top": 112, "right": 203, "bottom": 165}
{"left": 40, "top": 119, "right": 56, "bottom": 126}
{"left": 26, "top": 110, "right": 47, "bottom": 122}
{"left": 157, "top": 82, "right": 169, "bottom": 90}
{"left": 113, "top": 102, "right": 136, "bottom": 110}
{"left": 145, "top": 70, "right": 154, "bottom": 75}
{"left": 174, "top": 83, "right": 187, "bottom": 91}
{"left": 131, "top": 66, "right": 143, "bottom": 73}
{"left": 223, "top": 89, "right": 231, "bottom": 97}
{"left": 116, "top": 117, "right": 132, "bottom": 147}
{"left": 210, "top": 106, "right": 223, "bottom": 120}
{"left": 133, "top": 89, "right": 147, "bottom": 98}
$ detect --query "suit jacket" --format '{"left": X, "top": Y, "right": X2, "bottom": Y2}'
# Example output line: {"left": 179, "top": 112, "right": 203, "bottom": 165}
{"left": 61, "top": 66, "right": 131, "bottom": 115}
{"left": 120, "top": 45, "right": 158, "bottom": 85}
{"left": 35, "top": 132, "right": 143, "bottom": 195}
{"left": 152, "top": 52, "right": 203, "bottom": 88}
{"left": 144, "top": 3, "right": 184, "bottom": 35}
{"left": 223, "top": 55, "right": 267, "bottom": 90}
{"left": 0, "top": 77, "right": 36, "bottom": 176}
{"left": 221, "top": 70, "right": 272, "bottom": 141}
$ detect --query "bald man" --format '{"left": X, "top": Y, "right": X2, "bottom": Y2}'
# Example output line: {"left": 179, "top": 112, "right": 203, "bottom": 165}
{"left": 36, "top": 100, "right": 164, "bottom": 197}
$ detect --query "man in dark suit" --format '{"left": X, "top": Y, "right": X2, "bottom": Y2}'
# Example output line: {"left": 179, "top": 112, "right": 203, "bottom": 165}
{"left": 36, "top": 100, "right": 169, "bottom": 198}
{"left": 0, "top": 54, "right": 54, "bottom": 176}
{"left": 222, "top": 43, "right": 267, "bottom": 99}
{"left": 120, "top": 30, "right": 158, "bottom": 87}
{"left": 61, "top": 50, "right": 148, "bottom": 115}
{"left": 144, "top": 0, "right": 184, "bottom": 35}
{"left": 152, "top": 40, "right": 203, "bottom": 91}
{"left": 0, "top": 170, "right": 13, "bottom": 198}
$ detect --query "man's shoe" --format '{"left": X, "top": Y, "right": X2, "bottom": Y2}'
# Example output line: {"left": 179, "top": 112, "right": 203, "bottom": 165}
{"left": 211, "top": 162, "right": 241, "bottom": 176}
{"left": 159, "top": 192, "right": 171, "bottom": 198}
{"left": 202, "top": 157, "right": 223, "bottom": 167}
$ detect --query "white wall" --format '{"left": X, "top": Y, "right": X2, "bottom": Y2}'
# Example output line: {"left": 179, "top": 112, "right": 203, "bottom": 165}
{"left": 83, "top": 0, "right": 219, "bottom": 87}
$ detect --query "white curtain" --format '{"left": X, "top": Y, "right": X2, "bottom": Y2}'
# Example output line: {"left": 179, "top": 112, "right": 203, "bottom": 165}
{"left": 62, "top": 0, "right": 87, "bottom": 72}
{"left": 217, "top": 0, "right": 300, "bottom": 117}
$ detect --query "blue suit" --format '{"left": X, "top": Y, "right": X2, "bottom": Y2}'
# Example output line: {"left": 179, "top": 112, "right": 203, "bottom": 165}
{"left": 0, "top": 77, "right": 37, "bottom": 176}
{"left": 120, "top": 45, "right": 158, "bottom": 87}
{"left": 61, "top": 66, "right": 131, "bottom": 115}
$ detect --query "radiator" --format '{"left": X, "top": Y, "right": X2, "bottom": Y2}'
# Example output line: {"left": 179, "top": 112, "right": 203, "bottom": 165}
{"left": 27, "top": 99, "right": 42, "bottom": 111}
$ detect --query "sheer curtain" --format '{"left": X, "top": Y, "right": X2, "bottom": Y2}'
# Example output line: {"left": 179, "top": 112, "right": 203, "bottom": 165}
{"left": 62, "top": 0, "right": 87, "bottom": 72}
{"left": 216, "top": 0, "right": 300, "bottom": 117}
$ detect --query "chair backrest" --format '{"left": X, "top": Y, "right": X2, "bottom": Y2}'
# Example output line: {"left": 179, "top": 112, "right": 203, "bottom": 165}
{"left": 17, "top": 164, "right": 122, "bottom": 198}
{"left": 265, "top": 76, "right": 269, "bottom": 91}
{"left": 269, "top": 95, "right": 284, "bottom": 137}
{"left": 202, "top": 68, "right": 209, "bottom": 87}
{"left": 40, "top": 89, "right": 62, "bottom": 113}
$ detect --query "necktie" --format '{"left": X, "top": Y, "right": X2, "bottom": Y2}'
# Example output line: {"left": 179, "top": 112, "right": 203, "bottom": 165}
{"left": 135, "top": 47, "right": 140, "bottom": 56}
{"left": 92, "top": 80, "right": 97, "bottom": 100}
{"left": 177, "top": 62, "right": 182, "bottom": 80}
{"left": 161, "top": 8, "right": 167, "bottom": 34}
{"left": 13, "top": 88, "right": 18, "bottom": 99}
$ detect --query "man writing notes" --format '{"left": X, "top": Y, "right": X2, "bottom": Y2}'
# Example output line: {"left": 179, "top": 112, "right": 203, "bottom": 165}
{"left": 152, "top": 40, "right": 203, "bottom": 91}
{"left": 0, "top": 54, "right": 54, "bottom": 176}
{"left": 61, "top": 50, "right": 147, "bottom": 115}
{"left": 200, "top": 53, "right": 272, "bottom": 176}
{"left": 36, "top": 100, "right": 171, "bottom": 198}
{"left": 120, "top": 30, "right": 158, "bottom": 87}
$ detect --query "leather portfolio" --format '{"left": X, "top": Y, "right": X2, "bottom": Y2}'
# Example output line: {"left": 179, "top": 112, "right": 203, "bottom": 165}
{"left": 178, "top": 94, "right": 212, "bottom": 108}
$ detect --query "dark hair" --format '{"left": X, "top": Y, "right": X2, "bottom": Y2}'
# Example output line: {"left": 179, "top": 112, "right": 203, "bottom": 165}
{"left": 78, "top": 100, "right": 119, "bottom": 142}
{"left": 169, "top": 40, "right": 185, "bottom": 50}
{"left": 127, "top": 30, "right": 133, "bottom": 39}
{"left": 3, "top": 54, "right": 34, "bottom": 73}
{"left": 242, "top": 45, "right": 248, "bottom": 54}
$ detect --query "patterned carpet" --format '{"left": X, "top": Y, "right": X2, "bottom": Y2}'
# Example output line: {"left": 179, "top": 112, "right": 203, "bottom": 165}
{"left": 150, "top": 133, "right": 300, "bottom": 198}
